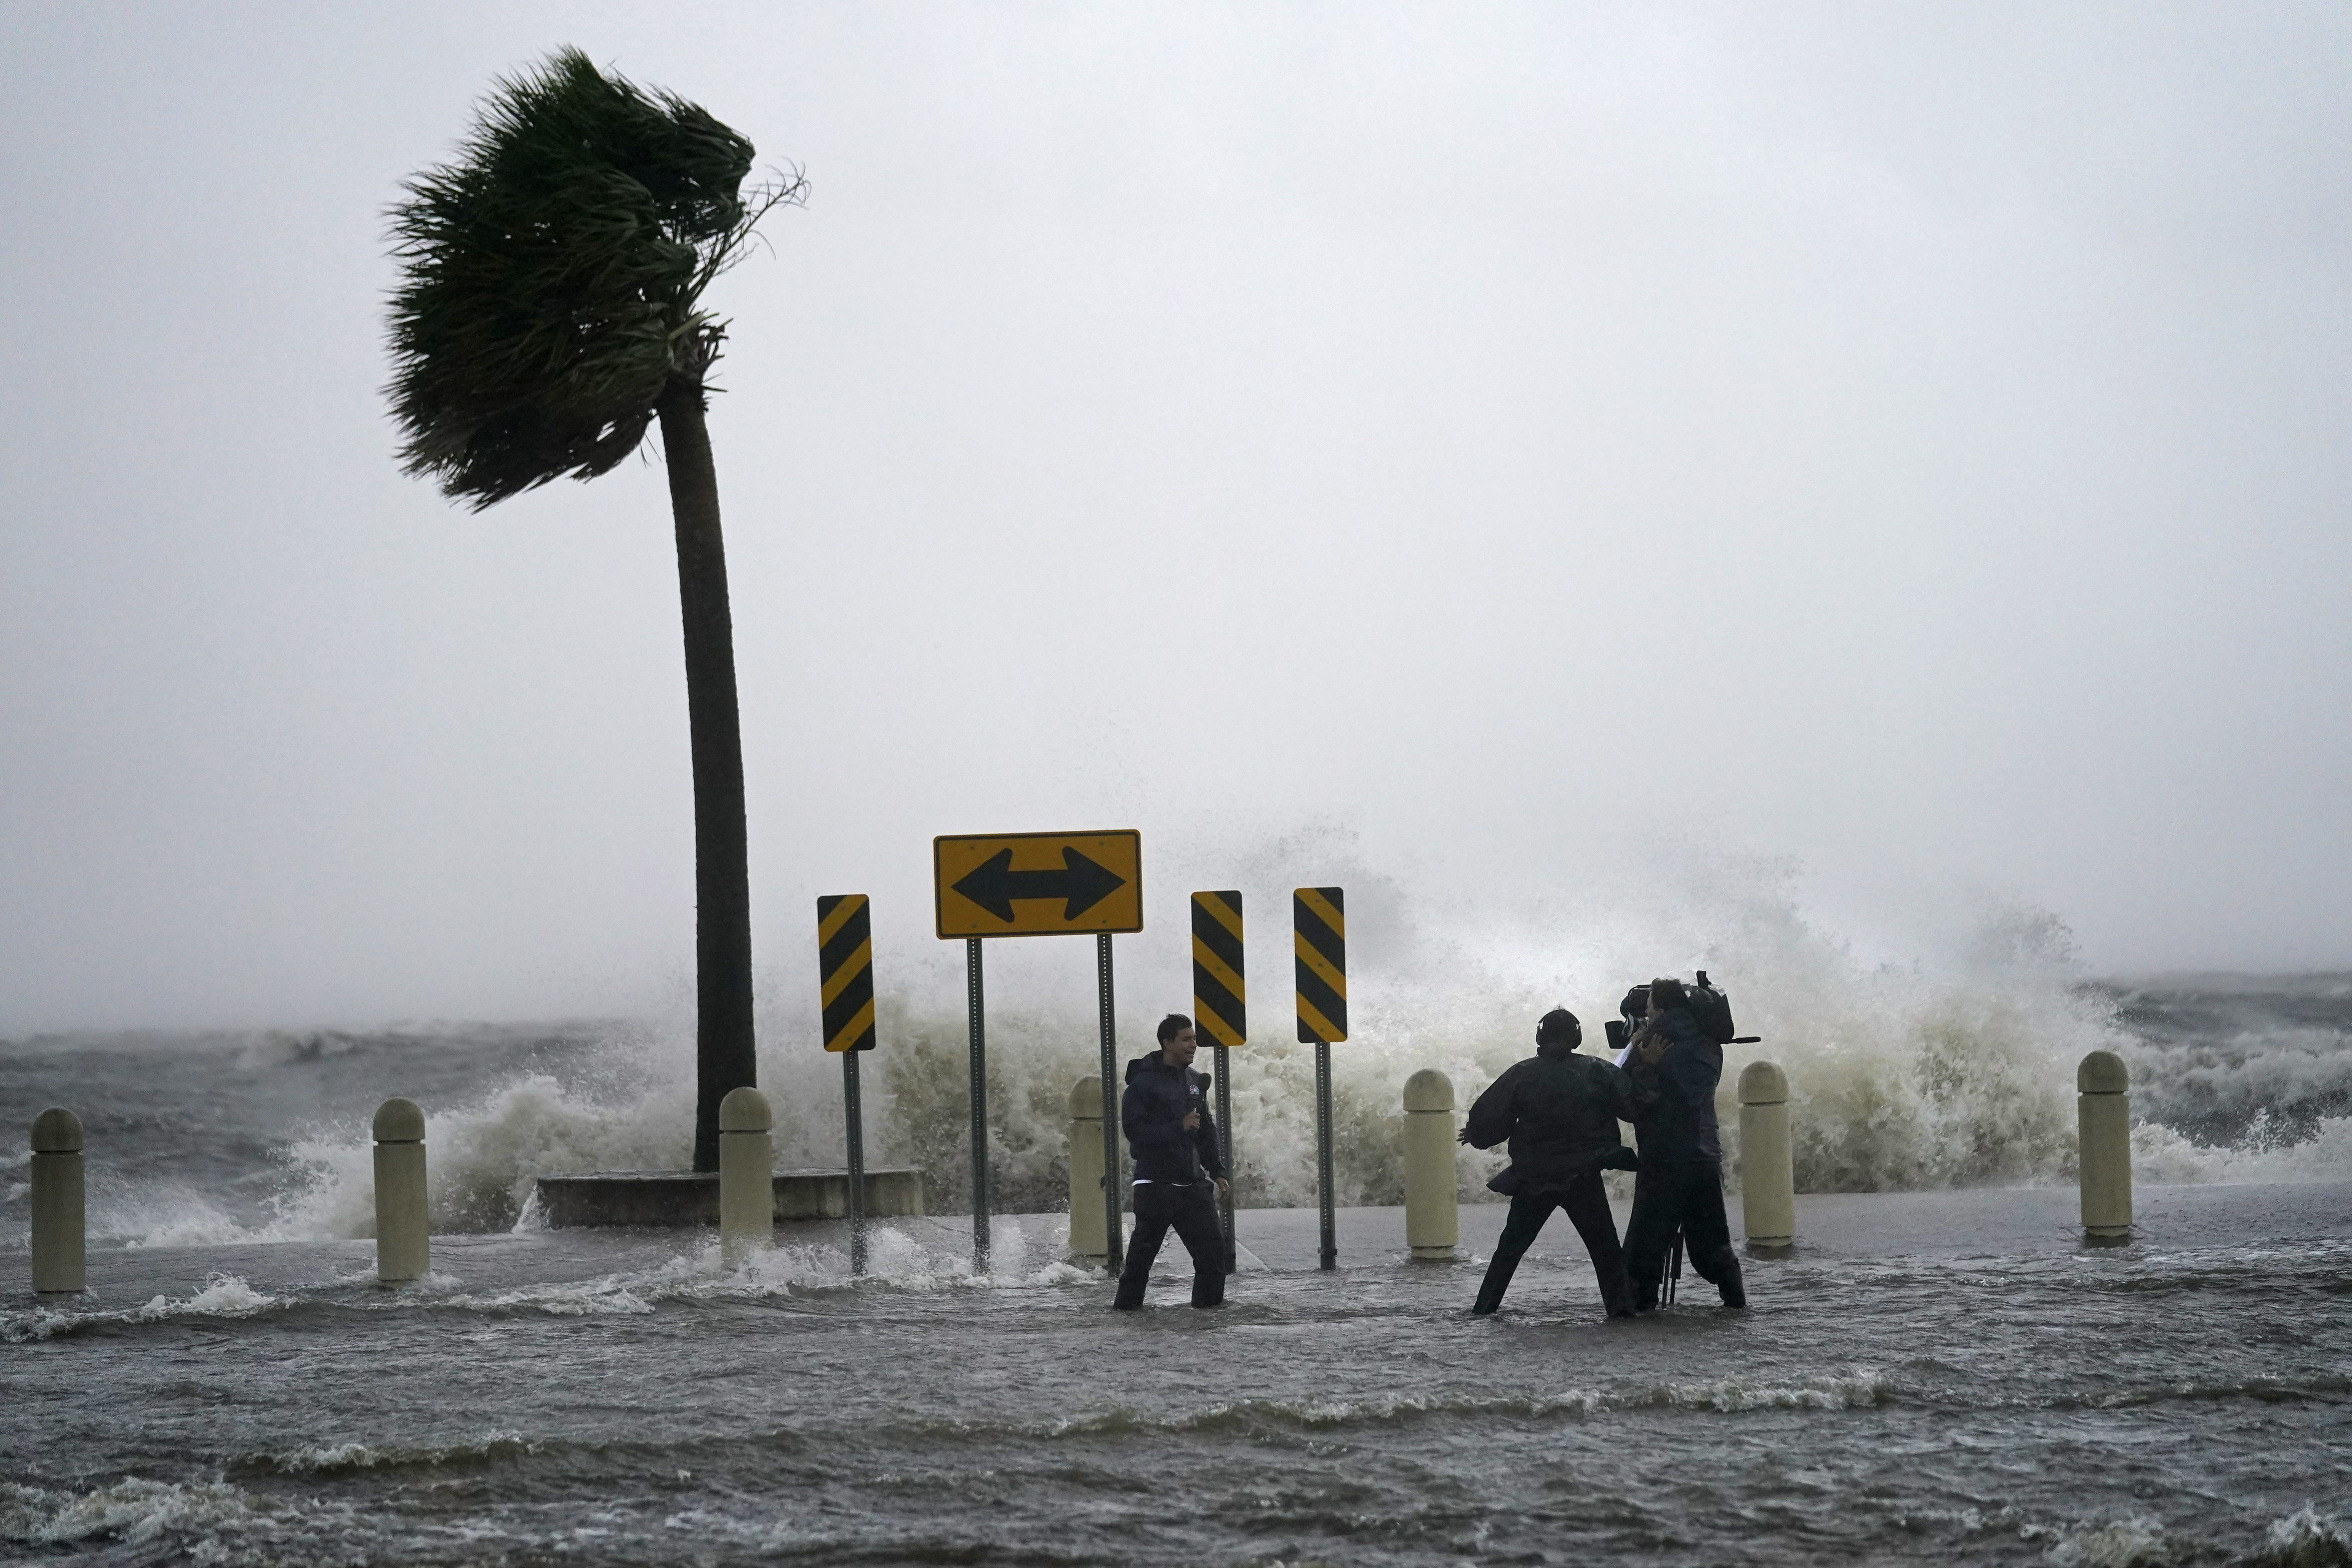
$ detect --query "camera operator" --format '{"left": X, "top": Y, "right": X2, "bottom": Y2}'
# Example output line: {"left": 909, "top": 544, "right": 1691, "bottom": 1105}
{"left": 1459, "top": 1007, "right": 1639, "bottom": 1319}
{"left": 1622, "top": 976, "right": 1745, "bottom": 1310}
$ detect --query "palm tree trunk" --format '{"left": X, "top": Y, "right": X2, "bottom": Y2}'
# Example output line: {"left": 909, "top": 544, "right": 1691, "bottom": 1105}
{"left": 659, "top": 379, "right": 756, "bottom": 1172}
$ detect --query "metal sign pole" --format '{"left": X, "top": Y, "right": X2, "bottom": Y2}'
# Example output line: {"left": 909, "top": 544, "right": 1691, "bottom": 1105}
{"left": 1214, "top": 1042, "right": 1235, "bottom": 1272}
{"left": 843, "top": 1050, "right": 867, "bottom": 1275}
{"left": 966, "top": 936, "right": 989, "bottom": 1273}
{"left": 1315, "top": 1040, "right": 1336, "bottom": 1270}
{"left": 1096, "top": 931, "right": 1124, "bottom": 1272}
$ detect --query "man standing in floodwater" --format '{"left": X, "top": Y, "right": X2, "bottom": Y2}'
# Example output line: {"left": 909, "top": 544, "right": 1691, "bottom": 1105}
{"left": 1112, "top": 1014, "right": 1230, "bottom": 1310}
{"left": 1461, "top": 1008, "right": 1641, "bottom": 1319}
{"left": 1623, "top": 976, "right": 1746, "bottom": 1310}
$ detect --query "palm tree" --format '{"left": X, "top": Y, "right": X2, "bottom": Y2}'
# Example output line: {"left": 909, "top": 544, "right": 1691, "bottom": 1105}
{"left": 385, "top": 49, "right": 803, "bottom": 1171}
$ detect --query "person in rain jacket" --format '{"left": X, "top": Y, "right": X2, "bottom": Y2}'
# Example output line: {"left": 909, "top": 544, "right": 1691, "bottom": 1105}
{"left": 1112, "top": 1013, "right": 1229, "bottom": 1310}
{"left": 1460, "top": 1007, "right": 1641, "bottom": 1318}
{"left": 1622, "top": 976, "right": 1745, "bottom": 1310}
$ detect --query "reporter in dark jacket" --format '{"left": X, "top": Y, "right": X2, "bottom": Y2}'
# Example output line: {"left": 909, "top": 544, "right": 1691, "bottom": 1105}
{"left": 1112, "top": 1014, "right": 1229, "bottom": 1310}
{"left": 1461, "top": 1008, "right": 1639, "bottom": 1318}
{"left": 1622, "top": 976, "right": 1745, "bottom": 1310}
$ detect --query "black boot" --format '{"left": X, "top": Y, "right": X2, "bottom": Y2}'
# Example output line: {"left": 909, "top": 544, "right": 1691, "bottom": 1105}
{"left": 1632, "top": 1276, "right": 1660, "bottom": 1313}
{"left": 1600, "top": 1265, "right": 1637, "bottom": 1320}
{"left": 1717, "top": 1257, "right": 1746, "bottom": 1309}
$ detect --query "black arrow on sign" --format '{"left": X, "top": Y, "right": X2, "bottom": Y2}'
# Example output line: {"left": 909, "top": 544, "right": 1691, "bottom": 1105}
{"left": 952, "top": 847, "right": 1127, "bottom": 924}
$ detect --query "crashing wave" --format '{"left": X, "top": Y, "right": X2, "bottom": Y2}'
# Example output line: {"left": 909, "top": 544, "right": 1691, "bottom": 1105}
{"left": 9, "top": 846, "right": 2348, "bottom": 1249}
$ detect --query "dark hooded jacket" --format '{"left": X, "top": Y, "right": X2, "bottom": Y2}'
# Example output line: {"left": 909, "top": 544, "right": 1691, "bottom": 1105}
{"left": 1122, "top": 1053, "right": 1225, "bottom": 1185}
{"left": 1463, "top": 1045, "right": 1640, "bottom": 1196}
{"left": 1626, "top": 1005, "right": 1723, "bottom": 1163}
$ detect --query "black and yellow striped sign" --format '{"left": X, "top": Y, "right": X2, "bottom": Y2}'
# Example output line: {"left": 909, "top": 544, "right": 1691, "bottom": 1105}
{"left": 1191, "top": 891, "right": 1245, "bottom": 1050}
{"left": 1293, "top": 887, "right": 1347, "bottom": 1044}
{"left": 818, "top": 894, "right": 877, "bottom": 1053}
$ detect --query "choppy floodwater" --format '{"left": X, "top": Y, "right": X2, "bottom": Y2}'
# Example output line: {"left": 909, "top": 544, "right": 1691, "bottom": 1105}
{"left": 4, "top": 972, "right": 2350, "bottom": 1563}
{"left": 5, "top": 1209, "right": 2350, "bottom": 1566}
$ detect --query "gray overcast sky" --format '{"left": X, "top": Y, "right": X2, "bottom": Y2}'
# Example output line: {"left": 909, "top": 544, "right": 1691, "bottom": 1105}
{"left": 3, "top": 3, "right": 2348, "bottom": 1034}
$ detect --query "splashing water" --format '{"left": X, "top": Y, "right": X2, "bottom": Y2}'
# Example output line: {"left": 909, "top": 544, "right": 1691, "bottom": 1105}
{"left": 4, "top": 850, "right": 2347, "bottom": 1247}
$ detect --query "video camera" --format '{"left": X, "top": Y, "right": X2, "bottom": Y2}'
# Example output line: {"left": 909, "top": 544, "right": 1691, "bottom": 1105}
{"left": 1604, "top": 973, "right": 1759, "bottom": 1052}
{"left": 1604, "top": 983, "right": 1651, "bottom": 1056}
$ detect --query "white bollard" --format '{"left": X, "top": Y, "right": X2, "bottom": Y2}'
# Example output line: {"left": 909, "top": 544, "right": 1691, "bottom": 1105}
{"left": 2078, "top": 1050, "right": 2133, "bottom": 1243}
{"left": 1067, "top": 1076, "right": 1107, "bottom": 1259}
{"left": 1737, "top": 1061, "right": 1795, "bottom": 1253}
{"left": 372, "top": 1098, "right": 430, "bottom": 1285}
{"left": 1401, "top": 1069, "right": 1458, "bottom": 1259}
{"left": 719, "top": 1086, "right": 775, "bottom": 1263}
{"left": 31, "top": 1107, "right": 86, "bottom": 1294}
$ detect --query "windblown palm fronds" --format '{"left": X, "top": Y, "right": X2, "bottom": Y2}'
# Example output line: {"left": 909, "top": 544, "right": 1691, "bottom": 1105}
{"left": 386, "top": 47, "right": 802, "bottom": 508}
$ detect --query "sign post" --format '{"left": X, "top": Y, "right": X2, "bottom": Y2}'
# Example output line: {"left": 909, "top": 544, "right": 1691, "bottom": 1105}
{"left": 1192, "top": 890, "right": 1245, "bottom": 1273}
{"left": 1094, "top": 932, "right": 1123, "bottom": 1271}
{"left": 1293, "top": 887, "right": 1347, "bottom": 1271}
{"left": 965, "top": 936, "right": 987, "bottom": 1270}
{"left": 936, "top": 830, "right": 1143, "bottom": 1276}
{"left": 817, "top": 895, "right": 877, "bottom": 1275}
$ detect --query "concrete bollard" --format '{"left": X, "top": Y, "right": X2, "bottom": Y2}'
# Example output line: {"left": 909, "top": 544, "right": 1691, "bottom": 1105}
{"left": 372, "top": 1098, "right": 430, "bottom": 1285}
{"left": 1401, "top": 1069, "right": 1458, "bottom": 1259}
{"left": 2078, "top": 1050, "right": 2133, "bottom": 1243}
{"left": 1736, "top": 1061, "right": 1795, "bottom": 1253}
{"left": 31, "top": 1108, "right": 86, "bottom": 1294}
{"left": 719, "top": 1086, "right": 775, "bottom": 1263}
{"left": 1067, "top": 1076, "right": 1107, "bottom": 1259}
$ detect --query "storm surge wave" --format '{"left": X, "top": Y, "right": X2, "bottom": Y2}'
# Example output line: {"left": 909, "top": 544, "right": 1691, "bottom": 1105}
{"left": 848, "top": 880, "right": 2352, "bottom": 1214}
{"left": 4, "top": 855, "right": 2347, "bottom": 1247}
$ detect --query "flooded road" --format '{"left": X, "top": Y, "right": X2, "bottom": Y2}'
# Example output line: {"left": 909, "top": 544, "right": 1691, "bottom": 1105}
{"left": 6, "top": 1194, "right": 2349, "bottom": 1566}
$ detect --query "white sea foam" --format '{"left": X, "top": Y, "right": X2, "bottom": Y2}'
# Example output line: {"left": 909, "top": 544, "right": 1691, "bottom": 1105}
{"left": 0, "top": 1273, "right": 287, "bottom": 1344}
{"left": 1020, "top": 1368, "right": 1890, "bottom": 1437}
{"left": 265, "top": 1070, "right": 695, "bottom": 1241}
{"left": 1648, "top": 1370, "right": 1891, "bottom": 1411}
{"left": 98, "top": 1191, "right": 252, "bottom": 1249}
{"left": 0, "top": 1477, "right": 278, "bottom": 1548}
{"left": 2130, "top": 1115, "right": 2352, "bottom": 1185}
{"left": 254, "top": 1430, "right": 544, "bottom": 1475}
{"left": 2259, "top": 1506, "right": 2352, "bottom": 1568}
{"left": 2040, "top": 1514, "right": 2177, "bottom": 1568}
{"left": 359, "top": 1220, "right": 1080, "bottom": 1321}
{"left": 440, "top": 1279, "right": 659, "bottom": 1316}
{"left": 0, "top": 1475, "right": 376, "bottom": 1564}
{"left": 2024, "top": 1504, "right": 2352, "bottom": 1567}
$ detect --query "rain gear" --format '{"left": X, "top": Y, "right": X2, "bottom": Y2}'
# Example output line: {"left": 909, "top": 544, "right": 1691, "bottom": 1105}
{"left": 1463, "top": 1045, "right": 1640, "bottom": 1194}
{"left": 1463, "top": 1043, "right": 1641, "bottom": 1318}
{"left": 1622, "top": 1005, "right": 1744, "bottom": 1308}
{"left": 1114, "top": 1050, "right": 1228, "bottom": 1309}
{"left": 1626, "top": 1006, "right": 1722, "bottom": 1163}
{"left": 1119, "top": 1053, "right": 1225, "bottom": 1186}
